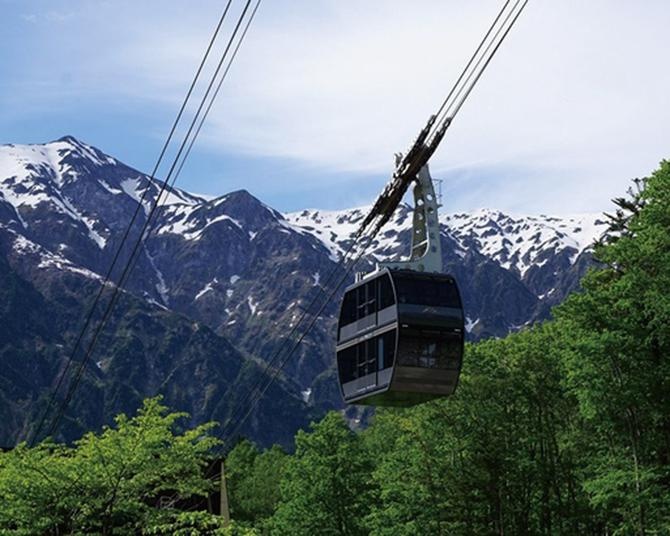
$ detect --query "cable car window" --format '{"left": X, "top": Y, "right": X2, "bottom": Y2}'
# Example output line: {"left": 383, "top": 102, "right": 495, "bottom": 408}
{"left": 340, "top": 292, "right": 356, "bottom": 326}
{"left": 356, "top": 344, "right": 365, "bottom": 377}
{"left": 365, "top": 282, "right": 376, "bottom": 316}
{"left": 370, "top": 282, "right": 378, "bottom": 315}
{"left": 355, "top": 286, "right": 366, "bottom": 320}
{"left": 377, "top": 337, "right": 385, "bottom": 370}
{"left": 337, "top": 345, "right": 357, "bottom": 383}
{"left": 377, "top": 275, "right": 394, "bottom": 310}
{"left": 339, "top": 329, "right": 397, "bottom": 386}
{"left": 354, "top": 339, "right": 376, "bottom": 378}
{"left": 380, "top": 330, "right": 395, "bottom": 370}
{"left": 397, "top": 331, "right": 461, "bottom": 369}
{"left": 366, "top": 339, "right": 376, "bottom": 372}
{"left": 394, "top": 276, "right": 461, "bottom": 308}
{"left": 355, "top": 282, "right": 377, "bottom": 319}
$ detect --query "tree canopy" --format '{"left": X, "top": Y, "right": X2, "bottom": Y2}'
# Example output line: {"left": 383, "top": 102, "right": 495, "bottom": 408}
{"left": 0, "top": 397, "right": 254, "bottom": 535}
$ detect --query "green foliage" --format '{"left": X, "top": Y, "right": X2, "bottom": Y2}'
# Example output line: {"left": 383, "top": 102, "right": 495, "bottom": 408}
{"left": 225, "top": 439, "right": 287, "bottom": 526}
{"left": 143, "top": 512, "right": 257, "bottom": 536}
{"left": 365, "top": 326, "right": 591, "bottom": 535}
{"left": 0, "top": 397, "right": 224, "bottom": 535}
{"left": 269, "top": 412, "right": 373, "bottom": 535}
{"left": 553, "top": 160, "right": 670, "bottom": 533}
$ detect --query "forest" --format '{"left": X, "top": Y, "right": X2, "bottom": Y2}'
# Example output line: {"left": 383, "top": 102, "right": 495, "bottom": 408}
{"left": 1, "top": 160, "right": 669, "bottom": 534}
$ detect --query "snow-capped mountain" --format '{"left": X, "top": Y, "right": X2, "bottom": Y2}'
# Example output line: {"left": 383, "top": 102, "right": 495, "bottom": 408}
{"left": 286, "top": 205, "right": 606, "bottom": 307}
{"left": 0, "top": 136, "right": 607, "bottom": 443}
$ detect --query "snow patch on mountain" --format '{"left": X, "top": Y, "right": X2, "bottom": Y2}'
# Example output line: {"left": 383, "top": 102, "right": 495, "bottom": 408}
{"left": 158, "top": 205, "right": 245, "bottom": 241}
{"left": 7, "top": 227, "right": 102, "bottom": 281}
{"left": 0, "top": 141, "right": 73, "bottom": 188}
{"left": 195, "top": 278, "right": 218, "bottom": 300}
{"left": 119, "top": 178, "right": 150, "bottom": 214}
{"left": 58, "top": 194, "right": 108, "bottom": 248}
{"left": 247, "top": 296, "right": 259, "bottom": 315}
{"left": 144, "top": 246, "right": 169, "bottom": 304}
{"left": 286, "top": 206, "right": 607, "bottom": 276}
{"left": 443, "top": 209, "right": 607, "bottom": 276}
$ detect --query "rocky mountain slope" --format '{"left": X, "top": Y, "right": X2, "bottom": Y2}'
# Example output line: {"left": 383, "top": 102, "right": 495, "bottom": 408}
{"left": 0, "top": 251, "right": 312, "bottom": 448}
{"left": 0, "top": 136, "right": 607, "bottom": 444}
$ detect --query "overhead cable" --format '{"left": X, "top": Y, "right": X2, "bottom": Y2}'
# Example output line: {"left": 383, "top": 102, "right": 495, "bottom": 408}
{"left": 29, "top": 0, "right": 236, "bottom": 447}
{"left": 214, "top": 0, "right": 530, "bottom": 446}
{"left": 38, "top": 0, "right": 261, "bottom": 443}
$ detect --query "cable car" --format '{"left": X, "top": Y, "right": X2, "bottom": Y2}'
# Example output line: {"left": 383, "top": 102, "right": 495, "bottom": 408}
{"left": 335, "top": 164, "right": 465, "bottom": 406}
{"left": 336, "top": 268, "right": 464, "bottom": 406}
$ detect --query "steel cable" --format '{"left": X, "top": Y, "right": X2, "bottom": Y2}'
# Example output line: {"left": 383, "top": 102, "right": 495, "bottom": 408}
{"left": 29, "top": 0, "right": 236, "bottom": 447}
{"left": 213, "top": 0, "right": 530, "bottom": 449}
{"left": 39, "top": 0, "right": 261, "bottom": 442}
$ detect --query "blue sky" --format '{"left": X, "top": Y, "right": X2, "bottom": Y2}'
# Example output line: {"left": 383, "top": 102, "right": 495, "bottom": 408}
{"left": 1, "top": 0, "right": 669, "bottom": 214}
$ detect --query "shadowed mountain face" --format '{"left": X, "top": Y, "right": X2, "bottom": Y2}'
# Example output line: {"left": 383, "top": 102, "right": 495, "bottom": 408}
{"left": 0, "top": 246, "right": 313, "bottom": 448}
{"left": 0, "top": 137, "right": 606, "bottom": 444}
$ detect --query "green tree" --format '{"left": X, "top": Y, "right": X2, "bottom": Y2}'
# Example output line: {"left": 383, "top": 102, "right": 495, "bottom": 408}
{"left": 226, "top": 439, "right": 287, "bottom": 527}
{"left": 270, "top": 412, "right": 372, "bottom": 536}
{"left": 366, "top": 325, "right": 591, "bottom": 536}
{"left": 555, "top": 162, "right": 670, "bottom": 534}
{"left": 144, "top": 512, "right": 257, "bottom": 536}
{"left": 0, "top": 397, "right": 226, "bottom": 535}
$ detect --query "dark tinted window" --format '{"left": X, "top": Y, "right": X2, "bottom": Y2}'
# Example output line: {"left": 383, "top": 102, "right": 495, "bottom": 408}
{"left": 337, "top": 345, "right": 357, "bottom": 383}
{"left": 340, "top": 274, "right": 398, "bottom": 329}
{"left": 363, "top": 282, "right": 377, "bottom": 317}
{"left": 354, "top": 283, "right": 375, "bottom": 320}
{"left": 362, "top": 339, "right": 376, "bottom": 375}
{"left": 355, "top": 286, "right": 366, "bottom": 320}
{"left": 377, "top": 330, "right": 396, "bottom": 370}
{"left": 338, "top": 341, "right": 373, "bottom": 384}
{"left": 338, "top": 329, "right": 397, "bottom": 383}
{"left": 340, "top": 291, "right": 357, "bottom": 326}
{"left": 394, "top": 276, "right": 461, "bottom": 308}
{"left": 377, "top": 274, "right": 395, "bottom": 309}
{"left": 397, "top": 330, "right": 462, "bottom": 369}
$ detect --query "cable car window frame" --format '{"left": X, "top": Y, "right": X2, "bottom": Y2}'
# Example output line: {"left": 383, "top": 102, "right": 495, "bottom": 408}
{"left": 340, "top": 291, "right": 357, "bottom": 327}
{"left": 336, "top": 328, "right": 397, "bottom": 385}
{"left": 354, "top": 282, "right": 376, "bottom": 320}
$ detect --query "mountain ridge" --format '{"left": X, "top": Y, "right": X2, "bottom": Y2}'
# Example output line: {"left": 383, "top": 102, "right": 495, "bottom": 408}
{"left": 0, "top": 136, "right": 606, "bottom": 443}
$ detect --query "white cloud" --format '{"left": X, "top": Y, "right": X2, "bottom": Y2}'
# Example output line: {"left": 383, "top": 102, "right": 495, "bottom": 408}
{"left": 5, "top": 0, "right": 670, "bottom": 213}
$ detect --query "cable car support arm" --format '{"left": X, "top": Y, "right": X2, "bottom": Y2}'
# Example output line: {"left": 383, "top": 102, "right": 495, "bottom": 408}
{"left": 353, "top": 0, "right": 528, "bottom": 254}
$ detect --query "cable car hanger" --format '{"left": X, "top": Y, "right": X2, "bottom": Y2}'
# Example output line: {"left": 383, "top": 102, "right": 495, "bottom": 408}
{"left": 356, "top": 0, "right": 528, "bottom": 247}
{"left": 335, "top": 0, "right": 528, "bottom": 406}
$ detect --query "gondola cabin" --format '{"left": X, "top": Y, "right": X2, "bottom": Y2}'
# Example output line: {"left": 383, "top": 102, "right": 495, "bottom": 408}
{"left": 336, "top": 268, "right": 464, "bottom": 407}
